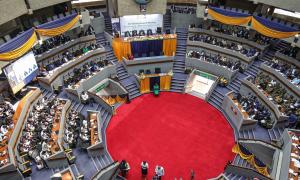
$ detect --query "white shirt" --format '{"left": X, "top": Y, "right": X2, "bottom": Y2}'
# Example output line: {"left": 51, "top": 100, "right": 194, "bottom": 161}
{"left": 155, "top": 166, "right": 165, "bottom": 176}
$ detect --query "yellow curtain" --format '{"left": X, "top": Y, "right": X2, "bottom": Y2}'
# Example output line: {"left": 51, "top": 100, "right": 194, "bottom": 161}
{"left": 108, "top": 96, "right": 116, "bottom": 105}
{"left": 163, "top": 38, "right": 177, "bottom": 56}
{"left": 232, "top": 144, "right": 270, "bottom": 177}
{"left": 160, "top": 75, "right": 172, "bottom": 90}
{"left": 36, "top": 15, "right": 80, "bottom": 37}
{"left": 0, "top": 32, "right": 37, "bottom": 61}
{"left": 112, "top": 38, "right": 132, "bottom": 61}
{"left": 251, "top": 17, "right": 299, "bottom": 39}
{"left": 208, "top": 9, "right": 252, "bottom": 25}
{"left": 140, "top": 77, "right": 150, "bottom": 93}
{"left": 116, "top": 95, "right": 126, "bottom": 103}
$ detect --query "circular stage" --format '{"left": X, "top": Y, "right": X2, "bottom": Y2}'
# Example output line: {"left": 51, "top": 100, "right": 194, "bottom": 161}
{"left": 106, "top": 92, "right": 235, "bottom": 179}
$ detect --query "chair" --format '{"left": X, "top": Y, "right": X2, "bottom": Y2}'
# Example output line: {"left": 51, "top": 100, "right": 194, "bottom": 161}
{"left": 155, "top": 68, "right": 161, "bottom": 74}
{"left": 166, "top": 29, "right": 171, "bottom": 34}
{"left": 125, "top": 31, "right": 131, "bottom": 37}
{"left": 156, "top": 27, "right": 162, "bottom": 34}
{"left": 147, "top": 29, "right": 153, "bottom": 36}
{"left": 139, "top": 70, "right": 145, "bottom": 74}
{"left": 132, "top": 30, "right": 138, "bottom": 37}
{"left": 139, "top": 30, "right": 146, "bottom": 36}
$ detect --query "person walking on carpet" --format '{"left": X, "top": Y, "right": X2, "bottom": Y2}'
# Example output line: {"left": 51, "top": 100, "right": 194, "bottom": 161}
{"left": 141, "top": 161, "right": 149, "bottom": 178}
{"left": 155, "top": 165, "right": 165, "bottom": 180}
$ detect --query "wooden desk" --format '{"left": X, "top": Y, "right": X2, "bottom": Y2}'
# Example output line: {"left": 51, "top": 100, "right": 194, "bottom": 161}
{"left": 289, "top": 132, "right": 300, "bottom": 179}
{"left": 90, "top": 113, "right": 98, "bottom": 146}
{"left": 61, "top": 171, "right": 73, "bottom": 180}
{"left": 229, "top": 94, "right": 249, "bottom": 119}
{"left": 50, "top": 101, "right": 65, "bottom": 155}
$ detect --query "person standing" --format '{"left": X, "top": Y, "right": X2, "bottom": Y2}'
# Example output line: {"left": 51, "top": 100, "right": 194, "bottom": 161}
{"left": 141, "top": 161, "right": 149, "bottom": 177}
{"left": 120, "top": 160, "right": 130, "bottom": 177}
{"left": 155, "top": 165, "right": 165, "bottom": 180}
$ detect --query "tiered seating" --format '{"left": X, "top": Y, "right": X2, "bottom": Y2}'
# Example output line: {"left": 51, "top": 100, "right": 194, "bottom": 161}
{"left": 189, "top": 34, "right": 260, "bottom": 58}
{"left": 39, "top": 43, "right": 101, "bottom": 77}
{"left": 64, "top": 110, "right": 82, "bottom": 148}
{"left": 17, "top": 96, "right": 66, "bottom": 169}
{"left": 170, "top": 5, "right": 196, "bottom": 14}
{"left": 232, "top": 93, "right": 273, "bottom": 128}
{"left": 32, "top": 35, "right": 71, "bottom": 56}
{"left": 63, "top": 59, "right": 110, "bottom": 89}
{"left": 251, "top": 72, "right": 300, "bottom": 123}
{"left": 33, "top": 25, "right": 95, "bottom": 57}
{"left": 265, "top": 57, "right": 300, "bottom": 88}
{"left": 282, "top": 46, "right": 299, "bottom": 59}
{"left": 0, "top": 101, "right": 15, "bottom": 167}
{"left": 211, "top": 22, "right": 272, "bottom": 46}
{"left": 187, "top": 50, "right": 243, "bottom": 72}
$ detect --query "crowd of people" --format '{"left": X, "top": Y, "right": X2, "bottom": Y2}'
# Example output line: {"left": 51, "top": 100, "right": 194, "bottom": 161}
{"left": 64, "top": 110, "right": 82, "bottom": 148}
{"left": 17, "top": 96, "right": 65, "bottom": 169}
{"left": 32, "top": 34, "right": 71, "bottom": 56}
{"left": 33, "top": 25, "right": 95, "bottom": 56}
{"left": 282, "top": 46, "right": 299, "bottom": 59}
{"left": 265, "top": 57, "right": 300, "bottom": 88}
{"left": 187, "top": 50, "right": 244, "bottom": 72}
{"left": 233, "top": 93, "right": 273, "bottom": 128}
{"left": 0, "top": 100, "right": 15, "bottom": 167}
{"left": 63, "top": 59, "right": 109, "bottom": 89}
{"left": 189, "top": 34, "right": 260, "bottom": 58}
{"left": 170, "top": 5, "right": 196, "bottom": 14}
{"left": 251, "top": 72, "right": 300, "bottom": 124}
{"left": 210, "top": 22, "right": 272, "bottom": 46}
{"left": 39, "top": 43, "right": 101, "bottom": 77}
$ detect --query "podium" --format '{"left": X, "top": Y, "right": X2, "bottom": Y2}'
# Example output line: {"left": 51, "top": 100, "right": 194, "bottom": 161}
{"left": 138, "top": 72, "right": 172, "bottom": 94}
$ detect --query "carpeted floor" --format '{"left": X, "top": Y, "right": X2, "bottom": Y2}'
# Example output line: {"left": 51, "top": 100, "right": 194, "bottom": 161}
{"left": 106, "top": 92, "right": 235, "bottom": 179}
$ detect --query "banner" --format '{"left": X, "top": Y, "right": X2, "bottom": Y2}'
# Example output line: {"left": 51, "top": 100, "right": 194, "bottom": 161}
{"left": 120, "top": 14, "right": 163, "bottom": 36}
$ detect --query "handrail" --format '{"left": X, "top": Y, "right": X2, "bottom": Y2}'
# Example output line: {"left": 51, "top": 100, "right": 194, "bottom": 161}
{"left": 91, "top": 161, "right": 119, "bottom": 180}
{"left": 225, "top": 164, "right": 272, "bottom": 180}
{"left": 238, "top": 138, "right": 281, "bottom": 149}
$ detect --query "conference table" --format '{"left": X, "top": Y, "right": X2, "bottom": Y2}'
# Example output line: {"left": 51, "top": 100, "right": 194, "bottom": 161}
{"left": 139, "top": 73, "right": 172, "bottom": 94}
{"left": 89, "top": 113, "right": 99, "bottom": 146}
{"left": 229, "top": 93, "right": 249, "bottom": 119}
{"left": 112, "top": 34, "right": 177, "bottom": 61}
{"left": 289, "top": 131, "right": 300, "bottom": 179}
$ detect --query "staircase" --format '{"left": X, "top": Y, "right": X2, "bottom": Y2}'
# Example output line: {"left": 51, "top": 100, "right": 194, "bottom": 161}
{"left": 116, "top": 64, "right": 141, "bottom": 100}
{"left": 268, "top": 127, "right": 285, "bottom": 141}
{"left": 96, "top": 33, "right": 118, "bottom": 64}
{"left": 208, "top": 86, "right": 230, "bottom": 110}
{"left": 163, "top": 9, "right": 172, "bottom": 29}
{"left": 102, "top": 12, "right": 112, "bottom": 33}
{"left": 223, "top": 172, "right": 248, "bottom": 180}
{"left": 232, "top": 154, "right": 254, "bottom": 169}
{"left": 170, "top": 28, "right": 188, "bottom": 92}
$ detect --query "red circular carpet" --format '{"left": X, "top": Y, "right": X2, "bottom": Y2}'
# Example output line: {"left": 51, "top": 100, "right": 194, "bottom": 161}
{"left": 106, "top": 92, "right": 235, "bottom": 179}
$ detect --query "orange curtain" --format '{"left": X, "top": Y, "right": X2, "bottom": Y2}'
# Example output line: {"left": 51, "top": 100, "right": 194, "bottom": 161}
{"left": 160, "top": 75, "right": 172, "bottom": 90}
{"left": 163, "top": 38, "right": 177, "bottom": 56}
{"left": 140, "top": 77, "right": 150, "bottom": 93}
{"left": 112, "top": 38, "right": 132, "bottom": 61}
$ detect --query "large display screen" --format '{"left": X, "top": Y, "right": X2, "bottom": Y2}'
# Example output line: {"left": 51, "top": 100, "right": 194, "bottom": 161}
{"left": 3, "top": 51, "right": 38, "bottom": 94}
{"left": 120, "top": 14, "right": 163, "bottom": 36}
